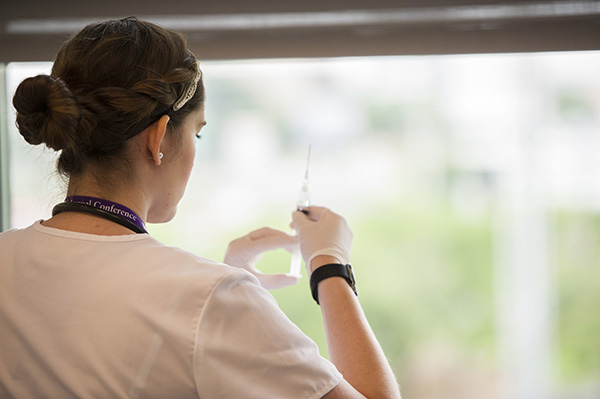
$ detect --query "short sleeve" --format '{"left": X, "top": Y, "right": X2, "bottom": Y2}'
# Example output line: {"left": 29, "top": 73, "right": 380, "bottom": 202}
{"left": 193, "top": 269, "right": 343, "bottom": 399}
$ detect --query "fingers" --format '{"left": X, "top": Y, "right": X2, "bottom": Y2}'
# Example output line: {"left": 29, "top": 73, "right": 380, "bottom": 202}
{"left": 246, "top": 227, "right": 298, "bottom": 252}
{"left": 293, "top": 206, "right": 327, "bottom": 222}
{"left": 254, "top": 272, "right": 301, "bottom": 290}
{"left": 292, "top": 206, "right": 333, "bottom": 232}
{"left": 230, "top": 227, "right": 297, "bottom": 248}
{"left": 290, "top": 205, "right": 353, "bottom": 266}
{"left": 248, "top": 227, "right": 291, "bottom": 241}
{"left": 224, "top": 226, "right": 305, "bottom": 290}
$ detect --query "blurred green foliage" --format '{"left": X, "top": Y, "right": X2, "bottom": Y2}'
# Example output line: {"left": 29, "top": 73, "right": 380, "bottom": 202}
{"left": 185, "top": 201, "right": 600, "bottom": 388}
{"left": 553, "top": 211, "right": 600, "bottom": 381}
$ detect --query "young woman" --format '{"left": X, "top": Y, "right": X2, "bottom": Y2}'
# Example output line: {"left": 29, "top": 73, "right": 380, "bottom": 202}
{"left": 0, "top": 17, "right": 401, "bottom": 399}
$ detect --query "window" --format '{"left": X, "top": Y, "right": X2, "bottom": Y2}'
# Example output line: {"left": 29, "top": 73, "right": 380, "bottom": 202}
{"left": 4, "top": 52, "right": 600, "bottom": 398}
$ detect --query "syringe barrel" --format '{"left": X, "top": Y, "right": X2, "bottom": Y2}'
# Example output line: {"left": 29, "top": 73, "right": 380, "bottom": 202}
{"left": 289, "top": 246, "right": 302, "bottom": 276}
{"left": 296, "top": 183, "right": 311, "bottom": 210}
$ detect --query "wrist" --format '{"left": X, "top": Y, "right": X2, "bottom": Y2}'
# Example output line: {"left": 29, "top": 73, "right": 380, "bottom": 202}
{"left": 309, "top": 262, "right": 358, "bottom": 304}
{"left": 310, "top": 255, "right": 342, "bottom": 274}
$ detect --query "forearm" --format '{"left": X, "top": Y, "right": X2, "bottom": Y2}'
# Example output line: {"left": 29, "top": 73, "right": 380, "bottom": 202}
{"left": 312, "top": 256, "right": 401, "bottom": 399}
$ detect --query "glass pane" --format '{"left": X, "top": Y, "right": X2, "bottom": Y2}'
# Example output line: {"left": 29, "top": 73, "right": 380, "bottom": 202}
{"left": 5, "top": 52, "right": 600, "bottom": 399}
{"left": 6, "top": 62, "right": 61, "bottom": 229}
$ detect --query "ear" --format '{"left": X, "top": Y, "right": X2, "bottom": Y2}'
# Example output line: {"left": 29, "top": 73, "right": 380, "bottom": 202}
{"left": 146, "top": 115, "right": 170, "bottom": 165}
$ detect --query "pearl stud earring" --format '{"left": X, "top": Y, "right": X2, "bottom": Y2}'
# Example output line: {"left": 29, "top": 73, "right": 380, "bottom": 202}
{"left": 149, "top": 152, "right": 164, "bottom": 161}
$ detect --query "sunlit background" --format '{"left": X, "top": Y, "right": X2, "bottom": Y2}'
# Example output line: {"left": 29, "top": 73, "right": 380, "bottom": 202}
{"left": 4, "top": 52, "right": 600, "bottom": 399}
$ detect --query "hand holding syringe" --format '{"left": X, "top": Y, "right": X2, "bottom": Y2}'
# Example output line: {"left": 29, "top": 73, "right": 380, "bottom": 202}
{"left": 223, "top": 146, "right": 312, "bottom": 287}
{"left": 289, "top": 145, "right": 311, "bottom": 276}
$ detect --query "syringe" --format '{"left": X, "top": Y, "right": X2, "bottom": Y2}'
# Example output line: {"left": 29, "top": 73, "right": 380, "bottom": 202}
{"left": 290, "top": 145, "right": 311, "bottom": 276}
{"left": 296, "top": 145, "right": 311, "bottom": 213}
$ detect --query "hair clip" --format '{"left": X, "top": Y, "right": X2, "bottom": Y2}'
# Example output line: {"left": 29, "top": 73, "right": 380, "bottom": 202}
{"left": 172, "top": 68, "right": 201, "bottom": 112}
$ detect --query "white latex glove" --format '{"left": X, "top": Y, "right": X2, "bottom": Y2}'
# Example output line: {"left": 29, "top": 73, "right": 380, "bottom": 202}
{"left": 224, "top": 227, "right": 301, "bottom": 290}
{"left": 292, "top": 206, "right": 353, "bottom": 271}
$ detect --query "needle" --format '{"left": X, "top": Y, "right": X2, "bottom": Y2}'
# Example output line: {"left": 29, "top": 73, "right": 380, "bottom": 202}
{"left": 304, "top": 144, "right": 311, "bottom": 181}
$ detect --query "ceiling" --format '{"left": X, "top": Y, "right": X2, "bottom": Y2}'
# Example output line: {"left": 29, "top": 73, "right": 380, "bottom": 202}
{"left": 2, "top": 0, "right": 600, "bottom": 62}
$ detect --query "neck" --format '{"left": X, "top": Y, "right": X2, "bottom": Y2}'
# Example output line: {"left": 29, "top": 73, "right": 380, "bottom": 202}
{"left": 66, "top": 176, "right": 150, "bottom": 224}
{"left": 42, "top": 178, "right": 150, "bottom": 236}
{"left": 59, "top": 196, "right": 147, "bottom": 234}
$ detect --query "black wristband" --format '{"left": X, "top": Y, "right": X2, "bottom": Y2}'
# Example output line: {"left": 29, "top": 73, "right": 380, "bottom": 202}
{"left": 309, "top": 263, "right": 358, "bottom": 305}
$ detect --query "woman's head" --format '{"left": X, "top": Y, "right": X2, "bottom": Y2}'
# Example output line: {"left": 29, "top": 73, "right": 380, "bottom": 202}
{"left": 12, "top": 17, "right": 205, "bottom": 180}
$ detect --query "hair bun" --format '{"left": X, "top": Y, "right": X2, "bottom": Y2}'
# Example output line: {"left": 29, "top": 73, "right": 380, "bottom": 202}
{"left": 13, "top": 74, "right": 80, "bottom": 151}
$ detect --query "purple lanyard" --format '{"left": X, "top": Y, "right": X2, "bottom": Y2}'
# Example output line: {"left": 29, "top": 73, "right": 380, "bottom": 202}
{"left": 58, "top": 196, "right": 148, "bottom": 234}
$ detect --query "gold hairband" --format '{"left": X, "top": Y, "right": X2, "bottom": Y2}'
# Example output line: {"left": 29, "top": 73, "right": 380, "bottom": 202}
{"left": 172, "top": 68, "right": 201, "bottom": 112}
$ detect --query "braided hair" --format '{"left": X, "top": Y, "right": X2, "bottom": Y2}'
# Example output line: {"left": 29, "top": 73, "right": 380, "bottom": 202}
{"left": 13, "top": 17, "right": 205, "bottom": 177}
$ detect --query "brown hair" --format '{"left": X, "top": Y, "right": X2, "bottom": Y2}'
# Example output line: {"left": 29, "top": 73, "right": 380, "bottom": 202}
{"left": 12, "top": 17, "right": 205, "bottom": 178}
